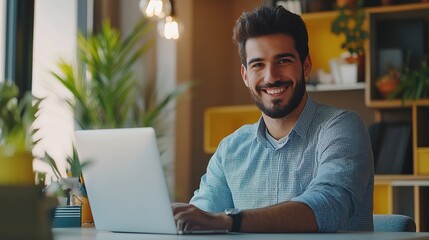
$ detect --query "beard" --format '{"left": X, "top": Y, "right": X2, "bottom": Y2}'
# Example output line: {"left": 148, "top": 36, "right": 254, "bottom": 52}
{"left": 249, "top": 72, "right": 306, "bottom": 119}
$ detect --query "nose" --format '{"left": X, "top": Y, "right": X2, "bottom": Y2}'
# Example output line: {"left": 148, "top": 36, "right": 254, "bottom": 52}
{"left": 264, "top": 64, "right": 278, "bottom": 84}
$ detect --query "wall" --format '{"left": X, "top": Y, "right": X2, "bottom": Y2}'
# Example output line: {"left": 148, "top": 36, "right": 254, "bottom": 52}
{"left": 0, "top": 1, "right": 5, "bottom": 82}
{"left": 32, "top": 0, "right": 78, "bottom": 177}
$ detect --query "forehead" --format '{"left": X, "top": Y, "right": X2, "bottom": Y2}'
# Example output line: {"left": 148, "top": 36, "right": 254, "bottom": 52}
{"left": 244, "top": 33, "right": 298, "bottom": 61}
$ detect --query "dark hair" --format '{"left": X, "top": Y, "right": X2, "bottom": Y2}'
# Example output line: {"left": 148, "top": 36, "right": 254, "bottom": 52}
{"left": 232, "top": 5, "right": 309, "bottom": 67}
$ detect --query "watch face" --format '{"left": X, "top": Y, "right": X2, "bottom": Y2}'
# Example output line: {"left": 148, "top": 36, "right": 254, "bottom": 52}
{"left": 225, "top": 208, "right": 240, "bottom": 215}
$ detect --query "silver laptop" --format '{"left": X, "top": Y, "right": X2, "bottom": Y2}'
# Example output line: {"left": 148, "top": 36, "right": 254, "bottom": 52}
{"left": 74, "top": 127, "right": 227, "bottom": 235}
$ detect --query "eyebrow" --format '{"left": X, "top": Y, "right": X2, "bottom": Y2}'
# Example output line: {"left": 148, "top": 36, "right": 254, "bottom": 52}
{"left": 247, "top": 52, "right": 297, "bottom": 66}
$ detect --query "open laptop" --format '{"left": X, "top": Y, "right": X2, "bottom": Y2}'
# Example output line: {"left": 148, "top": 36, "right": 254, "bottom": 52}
{"left": 74, "top": 127, "right": 227, "bottom": 235}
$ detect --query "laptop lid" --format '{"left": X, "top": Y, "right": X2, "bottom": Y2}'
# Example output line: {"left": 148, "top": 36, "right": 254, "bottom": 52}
{"left": 74, "top": 127, "right": 177, "bottom": 234}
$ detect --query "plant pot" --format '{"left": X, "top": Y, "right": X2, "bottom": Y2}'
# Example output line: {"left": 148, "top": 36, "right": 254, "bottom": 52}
{"left": 0, "top": 151, "right": 34, "bottom": 185}
{"left": 376, "top": 78, "right": 400, "bottom": 98}
{"left": 339, "top": 62, "right": 358, "bottom": 84}
{"left": 336, "top": 0, "right": 355, "bottom": 8}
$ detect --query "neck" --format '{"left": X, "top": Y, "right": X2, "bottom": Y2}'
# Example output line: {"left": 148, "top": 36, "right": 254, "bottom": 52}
{"left": 263, "top": 93, "right": 308, "bottom": 140}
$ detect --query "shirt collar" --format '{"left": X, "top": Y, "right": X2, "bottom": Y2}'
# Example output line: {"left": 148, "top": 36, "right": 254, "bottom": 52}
{"left": 255, "top": 96, "right": 318, "bottom": 146}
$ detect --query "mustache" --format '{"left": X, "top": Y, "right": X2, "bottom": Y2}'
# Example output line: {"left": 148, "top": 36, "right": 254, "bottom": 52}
{"left": 256, "top": 80, "right": 293, "bottom": 90}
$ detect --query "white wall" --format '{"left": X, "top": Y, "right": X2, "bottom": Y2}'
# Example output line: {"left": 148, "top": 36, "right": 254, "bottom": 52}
{"left": 32, "top": 0, "right": 78, "bottom": 179}
{"left": 0, "top": 1, "right": 5, "bottom": 82}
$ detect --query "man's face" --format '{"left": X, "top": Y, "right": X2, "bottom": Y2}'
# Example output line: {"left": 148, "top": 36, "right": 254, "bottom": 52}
{"left": 241, "top": 34, "right": 311, "bottom": 119}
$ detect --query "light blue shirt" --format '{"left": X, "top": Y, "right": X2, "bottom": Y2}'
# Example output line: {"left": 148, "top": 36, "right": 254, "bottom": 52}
{"left": 190, "top": 97, "right": 374, "bottom": 232}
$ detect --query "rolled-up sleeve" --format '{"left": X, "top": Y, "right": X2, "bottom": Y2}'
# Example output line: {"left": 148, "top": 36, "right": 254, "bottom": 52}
{"left": 292, "top": 112, "right": 374, "bottom": 232}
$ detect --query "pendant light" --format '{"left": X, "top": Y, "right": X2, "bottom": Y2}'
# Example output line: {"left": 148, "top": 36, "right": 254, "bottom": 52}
{"left": 157, "top": 0, "right": 183, "bottom": 40}
{"left": 139, "top": 0, "right": 171, "bottom": 19}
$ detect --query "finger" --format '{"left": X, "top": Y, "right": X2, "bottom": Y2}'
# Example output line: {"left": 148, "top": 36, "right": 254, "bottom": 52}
{"left": 175, "top": 211, "right": 187, "bottom": 231}
{"left": 177, "top": 219, "right": 182, "bottom": 232}
{"left": 171, "top": 202, "right": 191, "bottom": 214}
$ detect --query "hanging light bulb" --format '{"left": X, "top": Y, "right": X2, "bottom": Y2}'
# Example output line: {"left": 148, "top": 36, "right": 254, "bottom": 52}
{"left": 139, "top": 0, "right": 171, "bottom": 19}
{"left": 158, "top": 15, "right": 183, "bottom": 40}
{"left": 157, "top": 0, "right": 183, "bottom": 40}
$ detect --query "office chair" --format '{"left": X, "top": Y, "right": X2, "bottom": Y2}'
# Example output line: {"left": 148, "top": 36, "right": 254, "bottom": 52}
{"left": 373, "top": 214, "right": 416, "bottom": 232}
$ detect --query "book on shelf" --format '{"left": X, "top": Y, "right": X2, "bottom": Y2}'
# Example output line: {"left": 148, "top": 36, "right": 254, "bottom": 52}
{"left": 370, "top": 121, "right": 413, "bottom": 174}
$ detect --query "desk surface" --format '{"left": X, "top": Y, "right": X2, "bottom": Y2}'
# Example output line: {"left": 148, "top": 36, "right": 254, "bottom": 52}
{"left": 53, "top": 228, "right": 429, "bottom": 240}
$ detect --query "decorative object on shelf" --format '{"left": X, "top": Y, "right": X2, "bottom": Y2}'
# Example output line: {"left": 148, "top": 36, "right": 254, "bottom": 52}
{"left": 375, "top": 69, "right": 401, "bottom": 98}
{"left": 330, "top": 52, "right": 359, "bottom": 84}
{"left": 140, "top": 0, "right": 182, "bottom": 40}
{"left": 0, "top": 82, "right": 42, "bottom": 185}
{"left": 389, "top": 54, "right": 429, "bottom": 102}
{"left": 331, "top": 0, "right": 367, "bottom": 82}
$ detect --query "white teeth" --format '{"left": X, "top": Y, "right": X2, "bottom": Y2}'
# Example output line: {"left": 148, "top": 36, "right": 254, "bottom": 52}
{"left": 266, "top": 87, "right": 286, "bottom": 95}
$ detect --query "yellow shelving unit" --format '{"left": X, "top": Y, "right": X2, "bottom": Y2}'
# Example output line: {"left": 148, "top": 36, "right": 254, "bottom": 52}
{"left": 364, "top": 3, "right": 429, "bottom": 231}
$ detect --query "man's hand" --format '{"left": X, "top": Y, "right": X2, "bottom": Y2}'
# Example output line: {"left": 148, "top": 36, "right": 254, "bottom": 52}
{"left": 171, "top": 203, "right": 232, "bottom": 232}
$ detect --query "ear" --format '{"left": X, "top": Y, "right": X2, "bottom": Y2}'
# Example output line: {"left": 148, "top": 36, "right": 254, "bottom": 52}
{"left": 303, "top": 54, "right": 312, "bottom": 78}
{"left": 241, "top": 64, "right": 249, "bottom": 87}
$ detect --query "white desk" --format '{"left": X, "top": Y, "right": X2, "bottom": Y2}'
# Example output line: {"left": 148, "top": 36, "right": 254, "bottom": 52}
{"left": 53, "top": 228, "right": 429, "bottom": 240}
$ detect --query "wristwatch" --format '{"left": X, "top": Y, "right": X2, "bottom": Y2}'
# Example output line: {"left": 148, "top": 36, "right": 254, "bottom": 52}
{"left": 224, "top": 208, "right": 242, "bottom": 232}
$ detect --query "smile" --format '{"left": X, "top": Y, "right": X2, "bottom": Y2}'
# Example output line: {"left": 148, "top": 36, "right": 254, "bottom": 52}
{"left": 265, "top": 87, "right": 287, "bottom": 95}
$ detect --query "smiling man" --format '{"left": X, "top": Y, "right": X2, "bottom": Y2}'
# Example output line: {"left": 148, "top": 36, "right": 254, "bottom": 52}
{"left": 172, "top": 5, "right": 374, "bottom": 233}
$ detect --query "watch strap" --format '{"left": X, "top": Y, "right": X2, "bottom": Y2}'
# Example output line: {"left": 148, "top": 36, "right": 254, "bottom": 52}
{"left": 225, "top": 209, "right": 242, "bottom": 232}
{"left": 230, "top": 212, "right": 242, "bottom": 232}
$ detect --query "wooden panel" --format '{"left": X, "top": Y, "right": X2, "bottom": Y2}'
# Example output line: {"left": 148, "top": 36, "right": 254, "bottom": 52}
{"left": 204, "top": 105, "right": 260, "bottom": 153}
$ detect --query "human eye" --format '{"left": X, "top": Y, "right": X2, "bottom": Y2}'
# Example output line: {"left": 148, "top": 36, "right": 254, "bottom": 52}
{"left": 278, "top": 58, "right": 293, "bottom": 64}
{"left": 250, "top": 62, "right": 264, "bottom": 69}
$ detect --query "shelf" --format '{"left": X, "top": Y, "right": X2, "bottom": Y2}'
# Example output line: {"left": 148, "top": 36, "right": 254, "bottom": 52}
{"left": 365, "top": 2, "right": 429, "bottom": 14}
{"left": 306, "top": 82, "right": 365, "bottom": 92}
{"left": 367, "top": 99, "right": 429, "bottom": 109}
{"left": 375, "top": 175, "right": 429, "bottom": 186}
{"left": 365, "top": 3, "right": 429, "bottom": 107}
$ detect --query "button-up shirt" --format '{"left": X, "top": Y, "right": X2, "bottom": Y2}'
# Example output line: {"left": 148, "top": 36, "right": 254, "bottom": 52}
{"left": 190, "top": 97, "right": 374, "bottom": 232}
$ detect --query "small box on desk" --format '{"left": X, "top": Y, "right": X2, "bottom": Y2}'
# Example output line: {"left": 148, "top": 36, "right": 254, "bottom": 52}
{"left": 52, "top": 205, "right": 82, "bottom": 228}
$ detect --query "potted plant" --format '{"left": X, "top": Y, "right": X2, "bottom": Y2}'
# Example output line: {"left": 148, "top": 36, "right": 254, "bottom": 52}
{"left": 375, "top": 68, "right": 401, "bottom": 99}
{"left": 52, "top": 17, "right": 190, "bottom": 133}
{"left": 41, "top": 146, "right": 94, "bottom": 224}
{"left": 0, "top": 82, "right": 41, "bottom": 185}
{"left": 331, "top": 0, "right": 368, "bottom": 83}
{"left": 45, "top": 17, "right": 190, "bottom": 221}
{"left": 389, "top": 55, "right": 429, "bottom": 102}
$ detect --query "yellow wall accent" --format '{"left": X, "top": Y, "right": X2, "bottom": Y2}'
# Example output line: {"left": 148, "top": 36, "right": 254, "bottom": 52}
{"left": 417, "top": 148, "right": 429, "bottom": 174}
{"left": 374, "top": 184, "right": 392, "bottom": 214}
{"left": 204, "top": 105, "right": 260, "bottom": 153}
